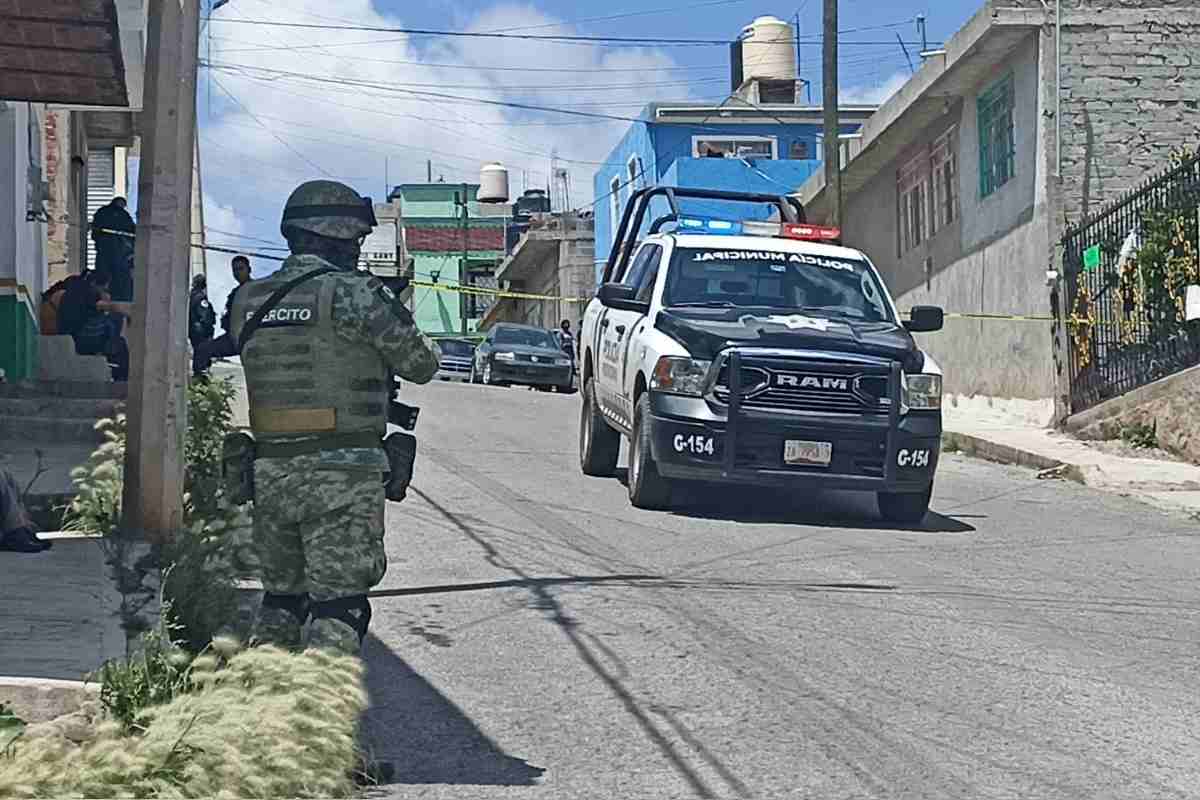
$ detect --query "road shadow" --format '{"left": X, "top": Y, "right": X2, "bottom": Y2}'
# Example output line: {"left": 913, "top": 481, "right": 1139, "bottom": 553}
{"left": 360, "top": 633, "right": 546, "bottom": 787}
{"left": 665, "top": 485, "right": 976, "bottom": 534}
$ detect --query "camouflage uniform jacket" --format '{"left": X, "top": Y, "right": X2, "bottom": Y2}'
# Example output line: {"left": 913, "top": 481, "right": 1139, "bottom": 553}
{"left": 231, "top": 254, "right": 440, "bottom": 471}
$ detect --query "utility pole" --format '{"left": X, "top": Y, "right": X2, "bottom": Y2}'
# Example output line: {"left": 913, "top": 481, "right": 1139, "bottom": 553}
{"left": 459, "top": 183, "right": 469, "bottom": 335}
{"left": 123, "top": 0, "right": 200, "bottom": 543}
{"left": 822, "top": 0, "right": 842, "bottom": 229}
{"left": 917, "top": 15, "right": 928, "bottom": 58}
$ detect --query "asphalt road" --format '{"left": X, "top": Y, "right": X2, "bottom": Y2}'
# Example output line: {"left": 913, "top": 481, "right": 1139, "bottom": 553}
{"left": 361, "top": 379, "right": 1200, "bottom": 800}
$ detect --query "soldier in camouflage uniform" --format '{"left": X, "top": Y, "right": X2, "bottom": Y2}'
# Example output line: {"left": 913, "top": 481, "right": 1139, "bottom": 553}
{"left": 230, "top": 180, "right": 440, "bottom": 654}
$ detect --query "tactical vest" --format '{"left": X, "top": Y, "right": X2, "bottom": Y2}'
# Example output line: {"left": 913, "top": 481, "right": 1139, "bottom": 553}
{"left": 232, "top": 266, "right": 390, "bottom": 442}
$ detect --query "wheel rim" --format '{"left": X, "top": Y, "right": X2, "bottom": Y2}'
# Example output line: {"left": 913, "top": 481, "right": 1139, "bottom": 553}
{"left": 484, "top": 362, "right": 491, "bottom": 383}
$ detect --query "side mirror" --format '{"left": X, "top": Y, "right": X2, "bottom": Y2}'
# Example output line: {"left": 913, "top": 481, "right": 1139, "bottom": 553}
{"left": 598, "top": 282, "right": 650, "bottom": 313}
{"left": 904, "top": 305, "right": 944, "bottom": 333}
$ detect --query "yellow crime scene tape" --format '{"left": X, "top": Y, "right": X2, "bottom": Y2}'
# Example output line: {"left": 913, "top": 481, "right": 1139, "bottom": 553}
{"left": 94, "top": 227, "right": 1056, "bottom": 318}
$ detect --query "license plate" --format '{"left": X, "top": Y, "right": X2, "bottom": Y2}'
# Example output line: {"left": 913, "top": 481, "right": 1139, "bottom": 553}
{"left": 784, "top": 440, "right": 832, "bottom": 467}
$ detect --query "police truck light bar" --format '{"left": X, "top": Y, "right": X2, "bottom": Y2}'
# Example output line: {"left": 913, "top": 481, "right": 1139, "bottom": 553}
{"left": 675, "top": 216, "right": 841, "bottom": 242}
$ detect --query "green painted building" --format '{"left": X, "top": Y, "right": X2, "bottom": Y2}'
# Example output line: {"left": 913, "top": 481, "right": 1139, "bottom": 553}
{"left": 391, "top": 183, "right": 505, "bottom": 336}
{"left": 1, "top": 102, "right": 47, "bottom": 382}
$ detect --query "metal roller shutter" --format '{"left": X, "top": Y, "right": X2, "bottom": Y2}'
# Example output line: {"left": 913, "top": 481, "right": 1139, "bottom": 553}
{"left": 86, "top": 148, "right": 115, "bottom": 270}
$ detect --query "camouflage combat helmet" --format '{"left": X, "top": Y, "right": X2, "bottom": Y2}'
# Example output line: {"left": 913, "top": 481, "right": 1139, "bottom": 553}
{"left": 280, "top": 180, "right": 377, "bottom": 241}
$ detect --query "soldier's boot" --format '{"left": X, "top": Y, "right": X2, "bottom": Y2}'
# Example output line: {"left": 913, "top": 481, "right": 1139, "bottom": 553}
{"left": 308, "top": 596, "right": 372, "bottom": 655}
{"left": 251, "top": 592, "right": 309, "bottom": 650}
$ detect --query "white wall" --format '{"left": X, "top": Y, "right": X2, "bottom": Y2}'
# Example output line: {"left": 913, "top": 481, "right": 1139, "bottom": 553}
{"left": 0, "top": 101, "right": 48, "bottom": 312}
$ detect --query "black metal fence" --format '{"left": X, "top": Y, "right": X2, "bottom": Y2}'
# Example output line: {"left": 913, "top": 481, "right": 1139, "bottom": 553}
{"left": 1061, "top": 152, "right": 1200, "bottom": 413}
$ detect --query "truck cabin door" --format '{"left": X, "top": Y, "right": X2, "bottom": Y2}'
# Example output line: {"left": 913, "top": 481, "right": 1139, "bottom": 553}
{"left": 598, "top": 243, "right": 661, "bottom": 429}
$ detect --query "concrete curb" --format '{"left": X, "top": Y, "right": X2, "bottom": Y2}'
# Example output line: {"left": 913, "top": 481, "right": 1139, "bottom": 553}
{"left": 942, "top": 430, "right": 1079, "bottom": 478}
{"left": 0, "top": 677, "right": 98, "bottom": 724}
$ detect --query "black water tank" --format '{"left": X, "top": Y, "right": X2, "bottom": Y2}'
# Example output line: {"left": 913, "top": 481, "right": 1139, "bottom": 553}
{"left": 515, "top": 189, "right": 550, "bottom": 216}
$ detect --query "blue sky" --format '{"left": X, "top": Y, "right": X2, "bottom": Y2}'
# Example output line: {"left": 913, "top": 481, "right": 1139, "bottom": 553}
{"left": 182, "top": 0, "right": 984, "bottom": 305}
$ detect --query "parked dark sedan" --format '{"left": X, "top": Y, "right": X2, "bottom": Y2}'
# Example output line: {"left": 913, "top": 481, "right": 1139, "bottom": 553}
{"left": 471, "top": 323, "right": 576, "bottom": 393}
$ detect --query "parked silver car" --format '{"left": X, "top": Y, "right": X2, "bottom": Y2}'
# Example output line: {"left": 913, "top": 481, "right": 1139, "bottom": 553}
{"left": 435, "top": 338, "right": 476, "bottom": 382}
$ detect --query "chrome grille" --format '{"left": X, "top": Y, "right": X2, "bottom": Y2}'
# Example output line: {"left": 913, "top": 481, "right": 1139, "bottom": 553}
{"left": 712, "top": 355, "right": 892, "bottom": 415}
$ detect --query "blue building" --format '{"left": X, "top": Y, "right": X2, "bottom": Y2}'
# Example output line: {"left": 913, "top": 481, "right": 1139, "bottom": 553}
{"left": 592, "top": 101, "right": 877, "bottom": 281}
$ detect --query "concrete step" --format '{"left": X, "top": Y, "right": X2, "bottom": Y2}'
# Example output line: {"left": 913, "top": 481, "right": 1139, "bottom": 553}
{"left": 0, "top": 380, "right": 127, "bottom": 400}
{"left": 0, "top": 415, "right": 106, "bottom": 445}
{"left": 0, "top": 396, "right": 123, "bottom": 420}
{"left": 0, "top": 441, "right": 98, "bottom": 499}
{"left": 37, "top": 335, "right": 112, "bottom": 383}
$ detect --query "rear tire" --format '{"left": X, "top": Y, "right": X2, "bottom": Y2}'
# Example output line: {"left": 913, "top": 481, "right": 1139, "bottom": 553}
{"left": 877, "top": 486, "right": 932, "bottom": 524}
{"left": 580, "top": 377, "right": 620, "bottom": 477}
{"left": 628, "top": 394, "right": 673, "bottom": 510}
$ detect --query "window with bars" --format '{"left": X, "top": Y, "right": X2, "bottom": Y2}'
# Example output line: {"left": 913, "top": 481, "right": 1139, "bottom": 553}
{"left": 978, "top": 75, "right": 1015, "bottom": 198}
{"left": 931, "top": 126, "right": 959, "bottom": 232}
{"left": 897, "top": 151, "right": 931, "bottom": 254}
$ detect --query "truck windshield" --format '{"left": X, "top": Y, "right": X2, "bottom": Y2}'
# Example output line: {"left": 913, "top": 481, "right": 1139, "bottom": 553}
{"left": 494, "top": 328, "right": 559, "bottom": 349}
{"left": 663, "top": 247, "right": 893, "bottom": 323}
{"left": 437, "top": 339, "right": 475, "bottom": 357}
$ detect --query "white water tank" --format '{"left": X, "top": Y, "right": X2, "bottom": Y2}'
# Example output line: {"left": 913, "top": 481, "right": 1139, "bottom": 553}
{"left": 478, "top": 162, "right": 510, "bottom": 204}
{"left": 740, "top": 16, "right": 796, "bottom": 83}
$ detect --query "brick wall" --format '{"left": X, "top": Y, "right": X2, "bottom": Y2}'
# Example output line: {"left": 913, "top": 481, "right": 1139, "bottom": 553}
{"left": 1058, "top": 6, "right": 1200, "bottom": 223}
{"left": 405, "top": 224, "right": 503, "bottom": 252}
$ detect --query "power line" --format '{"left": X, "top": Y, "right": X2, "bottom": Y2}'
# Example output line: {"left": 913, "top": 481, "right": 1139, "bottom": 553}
{"left": 209, "top": 36, "right": 728, "bottom": 71}
{"left": 209, "top": 75, "right": 336, "bottom": 177}
{"left": 205, "top": 62, "right": 658, "bottom": 122}
{"left": 203, "top": 18, "right": 934, "bottom": 48}
{"left": 486, "top": 0, "right": 754, "bottom": 32}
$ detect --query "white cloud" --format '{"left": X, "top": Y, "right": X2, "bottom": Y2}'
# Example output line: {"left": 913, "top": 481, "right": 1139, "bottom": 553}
{"left": 199, "top": 196, "right": 259, "bottom": 326}
{"left": 199, "top": 0, "right": 713, "bottom": 271}
{"left": 840, "top": 70, "right": 910, "bottom": 107}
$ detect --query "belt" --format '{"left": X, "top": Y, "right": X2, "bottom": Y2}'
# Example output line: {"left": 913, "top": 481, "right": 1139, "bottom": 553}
{"left": 256, "top": 430, "right": 382, "bottom": 459}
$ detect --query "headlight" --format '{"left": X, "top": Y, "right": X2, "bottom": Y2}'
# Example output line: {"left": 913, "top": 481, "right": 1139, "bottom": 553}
{"left": 651, "top": 357, "right": 712, "bottom": 396}
{"left": 555, "top": 358, "right": 572, "bottom": 367}
{"left": 494, "top": 352, "right": 516, "bottom": 362}
{"left": 902, "top": 373, "right": 942, "bottom": 410}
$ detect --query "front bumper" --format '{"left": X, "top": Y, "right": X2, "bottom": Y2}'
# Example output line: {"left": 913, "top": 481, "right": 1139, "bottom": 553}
{"left": 647, "top": 391, "right": 941, "bottom": 493}
{"left": 437, "top": 359, "right": 472, "bottom": 381}
{"left": 492, "top": 360, "right": 573, "bottom": 386}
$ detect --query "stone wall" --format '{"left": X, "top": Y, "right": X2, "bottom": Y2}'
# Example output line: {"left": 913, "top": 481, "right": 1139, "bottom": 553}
{"left": 1066, "top": 363, "right": 1200, "bottom": 463}
{"left": 1057, "top": 5, "right": 1200, "bottom": 224}
{"left": 43, "top": 110, "right": 70, "bottom": 286}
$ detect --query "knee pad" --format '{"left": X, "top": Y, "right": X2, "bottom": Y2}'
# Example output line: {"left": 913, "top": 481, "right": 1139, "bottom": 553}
{"left": 260, "top": 592, "right": 310, "bottom": 624}
{"left": 309, "top": 596, "right": 372, "bottom": 643}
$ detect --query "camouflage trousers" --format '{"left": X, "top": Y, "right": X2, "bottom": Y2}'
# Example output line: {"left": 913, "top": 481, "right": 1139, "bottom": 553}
{"left": 251, "top": 454, "right": 386, "bottom": 654}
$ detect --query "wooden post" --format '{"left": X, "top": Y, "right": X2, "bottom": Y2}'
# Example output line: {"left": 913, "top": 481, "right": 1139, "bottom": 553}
{"left": 822, "top": 0, "right": 842, "bottom": 229}
{"left": 122, "top": 0, "right": 200, "bottom": 543}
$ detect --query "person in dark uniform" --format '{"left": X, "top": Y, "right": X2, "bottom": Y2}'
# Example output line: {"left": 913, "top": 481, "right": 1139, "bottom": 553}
{"left": 192, "top": 255, "right": 253, "bottom": 378}
{"left": 91, "top": 197, "right": 135, "bottom": 302}
{"left": 188, "top": 274, "right": 216, "bottom": 353}
{"left": 558, "top": 319, "right": 576, "bottom": 364}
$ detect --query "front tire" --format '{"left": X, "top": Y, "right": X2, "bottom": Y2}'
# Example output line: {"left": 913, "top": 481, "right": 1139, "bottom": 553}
{"left": 877, "top": 486, "right": 932, "bottom": 524}
{"left": 483, "top": 360, "right": 504, "bottom": 386}
{"left": 580, "top": 377, "right": 619, "bottom": 477}
{"left": 628, "top": 394, "right": 673, "bottom": 510}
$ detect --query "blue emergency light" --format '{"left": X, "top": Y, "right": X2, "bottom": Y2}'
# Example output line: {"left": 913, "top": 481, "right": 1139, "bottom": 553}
{"left": 677, "top": 216, "right": 743, "bottom": 234}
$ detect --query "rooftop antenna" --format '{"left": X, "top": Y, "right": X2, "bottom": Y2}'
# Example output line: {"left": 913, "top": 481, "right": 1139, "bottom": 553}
{"left": 897, "top": 32, "right": 915, "bottom": 74}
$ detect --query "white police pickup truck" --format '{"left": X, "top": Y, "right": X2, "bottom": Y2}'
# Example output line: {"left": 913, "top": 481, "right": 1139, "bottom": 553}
{"left": 578, "top": 187, "right": 946, "bottom": 522}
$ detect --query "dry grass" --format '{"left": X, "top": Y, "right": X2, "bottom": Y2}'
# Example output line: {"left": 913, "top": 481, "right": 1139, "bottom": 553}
{"left": 0, "top": 644, "right": 367, "bottom": 799}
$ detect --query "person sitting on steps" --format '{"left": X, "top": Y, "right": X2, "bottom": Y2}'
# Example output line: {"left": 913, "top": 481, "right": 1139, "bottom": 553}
{"left": 0, "top": 469, "right": 50, "bottom": 553}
